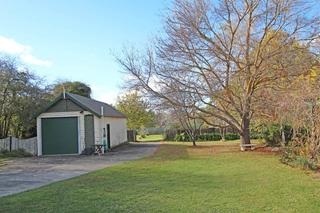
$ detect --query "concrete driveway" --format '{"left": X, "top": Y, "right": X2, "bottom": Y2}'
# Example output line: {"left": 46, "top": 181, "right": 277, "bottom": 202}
{"left": 0, "top": 142, "right": 159, "bottom": 197}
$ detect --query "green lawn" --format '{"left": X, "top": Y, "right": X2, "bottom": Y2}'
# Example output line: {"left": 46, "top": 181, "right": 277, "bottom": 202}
{"left": 1, "top": 142, "right": 320, "bottom": 212}
{"left": 137, "top": 134, "right": 164, "bottom": 142}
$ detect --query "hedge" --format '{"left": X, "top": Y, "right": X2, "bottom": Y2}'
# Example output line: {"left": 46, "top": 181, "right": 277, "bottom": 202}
{"left": 174, "top": 133, "right": 222, "bottom": 142}
{"left": 224, "top": 133, "right": 240, "bottom": 140}
{"left": 173, "top": 132, "right": 245, "bottom": 142}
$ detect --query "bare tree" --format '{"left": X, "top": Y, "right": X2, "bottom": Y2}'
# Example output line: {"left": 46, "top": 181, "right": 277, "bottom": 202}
{"left": 207, "top": 118, "right": 229, "bottom": 141}
{"left": 117, "top": 0, "right": 320, "bottom": 145}
{"left": 171, "top": 105, "right": 204, "bottom": 146}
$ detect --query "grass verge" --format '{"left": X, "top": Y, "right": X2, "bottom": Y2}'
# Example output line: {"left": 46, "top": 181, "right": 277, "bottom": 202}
{"left": 137, "top": 134, "right": 164, "bottom": 142}
{"left": 0, "top": 149, "right": 32, "bottom": 158}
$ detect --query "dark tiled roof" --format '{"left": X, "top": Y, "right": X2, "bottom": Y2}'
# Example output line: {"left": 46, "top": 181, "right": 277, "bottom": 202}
{"left": 66, "top": 93, "right": 126, "bottom": 118}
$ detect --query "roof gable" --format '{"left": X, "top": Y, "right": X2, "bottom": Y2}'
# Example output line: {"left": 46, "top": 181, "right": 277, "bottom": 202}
{"left": 38, "top": 93, "right": 126, "bottom": 118}
{"left": 46, "top": 98, "right": 85, "bottom": 113}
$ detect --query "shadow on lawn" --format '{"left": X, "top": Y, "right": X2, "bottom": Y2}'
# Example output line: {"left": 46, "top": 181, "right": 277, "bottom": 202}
{"left": 149, "top": 144, "right": 189, "bottom": 161}
{"left": 187, "top": 143, "right": 240, "bottom": 155}
{"left": 148, "top": 142, "right": 243, "bottom": 162}
{"left": 149, "top": 142, "right": 277, "bottom": 163}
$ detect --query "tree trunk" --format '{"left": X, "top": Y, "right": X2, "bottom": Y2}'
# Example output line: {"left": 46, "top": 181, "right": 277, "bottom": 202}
{"left": 192, "top": 133, "right": 197, "bottom": 146}
{"left": 220, "top": 127, "right": 225, "bottom": 141}
{"left": 241, "top": 115, "right": 251, "bottom": 145}
{"left": 281, "top": 124, "right": 286, "bottom": 146}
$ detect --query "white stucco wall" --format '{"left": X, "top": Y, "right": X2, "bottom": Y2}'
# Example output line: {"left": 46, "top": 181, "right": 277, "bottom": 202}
{"left": 94, "top": 116, "right": 127, "bottom": 148}
{"left": 37, "top": 111, "right": 127, "bottom": 155}
{"left": 37, "top": 111, "right": 92, "bottom": 156}
{"left": 93, "top": 115, "right": 101, "bottom": 144}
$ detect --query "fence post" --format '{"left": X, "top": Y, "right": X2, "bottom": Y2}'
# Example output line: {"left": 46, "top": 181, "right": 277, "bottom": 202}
{"left": 9, "top": 136, "right": 12, "bottom": 152}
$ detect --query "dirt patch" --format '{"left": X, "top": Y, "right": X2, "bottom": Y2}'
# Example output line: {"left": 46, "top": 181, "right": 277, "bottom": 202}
{"left": 254, "top": 146, "right": 281, "bottom": 154}
{"left": 187, "top": 144, "right": 281, "bottom": 156}
{"left": 187, "top": 144, "right": 240, "bottom": 156}
{"left": 153, "top": 143, "right": 281, "bottom": 160}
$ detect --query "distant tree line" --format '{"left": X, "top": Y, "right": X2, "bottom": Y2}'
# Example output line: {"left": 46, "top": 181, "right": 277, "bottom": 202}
{"left": 0, "top": 56, "right": 91, "bottom": 139}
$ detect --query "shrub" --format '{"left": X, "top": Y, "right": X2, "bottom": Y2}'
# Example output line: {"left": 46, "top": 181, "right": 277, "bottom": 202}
{"left": 184, "top": 135, "right": 191, "bottom": 141}
{"left": 174, "top": 133, "right": 222, "bottom": 142}
{"left": 252, "top": 124, "right": 292, "bottom": 147}
{"left": 250, "top": 131, "right": 263, "bottom": 139}
{"left": 165, "top": 130, "right": 177, "bottom": 141}
{"left": 196, "top": 133, "right": 221, "bottom": 141}
{"left": 282, "top": 154, "right": 318, "bottom": 171}
{"left": 281, "top": 140, "right": 318, "bottom": 171}
{"left": 263, "top": 124, "right": 282, "bottom": 146}
{"left": 294, "top": 156, "right": 318, "bottom": 171}
{"left": 210, "top": 133, "right": 222, "bottom": 141}
{"left": 224, "top": 133, "right": 240, "bottom": 140}
{"left": 174, "top": 134, "right": 183, "bottom": 141}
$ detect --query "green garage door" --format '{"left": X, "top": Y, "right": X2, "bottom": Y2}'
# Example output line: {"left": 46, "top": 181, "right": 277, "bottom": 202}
{"left": 42, "top": 117, "right": 79, "bottom": 155}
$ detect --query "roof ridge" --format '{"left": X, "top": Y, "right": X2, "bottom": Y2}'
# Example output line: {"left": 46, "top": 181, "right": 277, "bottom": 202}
{"left": 92, "top": 98, "right": 127, "bottom": 117}
{"left": 67, "top": 92, "right": 110, "bottom": 106}
{"left": 66, "top": 92, "right": 126, "bottom": 118}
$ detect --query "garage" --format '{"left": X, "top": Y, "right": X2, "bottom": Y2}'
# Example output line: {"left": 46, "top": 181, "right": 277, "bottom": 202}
{"left": 37, "top": 92, "right": 127, "bottom": 156}
{"left": 41, "top": 117, "right": 79, "bottom": 155}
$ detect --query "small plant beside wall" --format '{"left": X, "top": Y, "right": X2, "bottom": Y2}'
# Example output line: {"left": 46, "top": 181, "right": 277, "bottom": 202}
{"left": 0, "top": 148, "right": 32, "bottom": 158}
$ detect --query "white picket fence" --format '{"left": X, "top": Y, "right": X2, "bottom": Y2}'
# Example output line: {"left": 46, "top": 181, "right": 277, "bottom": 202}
{"left": 0, "top": 137, "right": 37, "bottom": 155}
